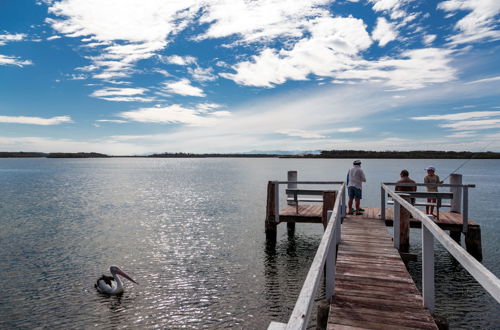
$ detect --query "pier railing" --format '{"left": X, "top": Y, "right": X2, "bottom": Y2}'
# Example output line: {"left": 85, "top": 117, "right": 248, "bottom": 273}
{"left": 269, "top": 180, "right": 344, "bottom": 223}
{"left": 381, "top": 181, "right": 475, "bottom": 232}
{"left": 381, "top": 183, "right": 500, "bottom": 312}
{"left": 268, "top": 182, "right": 346, "bottom": 330}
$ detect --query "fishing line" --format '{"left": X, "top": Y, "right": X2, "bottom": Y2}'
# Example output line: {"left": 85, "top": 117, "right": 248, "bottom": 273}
{"left": 442, "top": 140, "right": 494, "bottom": 182}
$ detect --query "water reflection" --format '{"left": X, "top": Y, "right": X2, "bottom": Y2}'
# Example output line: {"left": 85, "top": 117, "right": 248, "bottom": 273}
{"left": 0, "top": 158, "right": 498, "bottom": 329}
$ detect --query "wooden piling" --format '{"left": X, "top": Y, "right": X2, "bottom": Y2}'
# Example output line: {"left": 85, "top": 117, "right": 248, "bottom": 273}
{"left": 450, "top": 230, "right": 461, "bottom": 244}
{"left": 465, "top": 227, "right": 483, "bottom": 261}
{"left": 322, "top": 191, "right": 337, "bottom": 230}
{"left": 450, "top": 174, "right": 462, "bottom": 214}
{"left": 316, "top": 299, "right": 329, "bottom": 330}
{"left": 265, "top": 181, "right": 278, "bottom": 241}
{"left": 287, "top": 171, "right": 297, "bottom": 236}
{"left": 399, "top": 195, "right": 411, "bottom": 253}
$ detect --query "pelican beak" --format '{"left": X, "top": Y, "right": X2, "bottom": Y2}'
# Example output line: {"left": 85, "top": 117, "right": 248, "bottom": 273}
{"left": 116, "top": 268, "right": 138, "bottom": 284}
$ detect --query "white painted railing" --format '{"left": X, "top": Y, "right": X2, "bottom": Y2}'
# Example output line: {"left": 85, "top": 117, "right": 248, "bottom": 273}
{"left": 268, "top": 182, "right": 346, "bottom": 330}
{"left": 382, "top": 183, "right": 500, "bottom": 311}
{"left": 381, "top": 182, "right": 475, "bottom": 232}
{"left": 272, "top": 181, "right": 344, "bottom": 223}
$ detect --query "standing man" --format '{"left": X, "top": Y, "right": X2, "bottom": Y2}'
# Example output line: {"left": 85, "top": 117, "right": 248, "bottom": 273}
{"left": 347, "top": 160, "right": 366, "bottom": 215}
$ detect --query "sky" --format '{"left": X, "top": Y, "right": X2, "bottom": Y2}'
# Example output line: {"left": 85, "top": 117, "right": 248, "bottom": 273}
{"left": 0, "top": 0, "right": 499, "bottom": 155}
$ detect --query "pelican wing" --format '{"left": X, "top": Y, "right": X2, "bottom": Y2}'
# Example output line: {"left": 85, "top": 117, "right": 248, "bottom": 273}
{"left": 95, "top": 275, "right": 116, "bottom": 294}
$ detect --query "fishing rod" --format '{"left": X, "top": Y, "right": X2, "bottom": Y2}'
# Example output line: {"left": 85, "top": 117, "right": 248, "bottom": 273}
{"left": 442, "top": 141, "right": 494, "bottom": 182}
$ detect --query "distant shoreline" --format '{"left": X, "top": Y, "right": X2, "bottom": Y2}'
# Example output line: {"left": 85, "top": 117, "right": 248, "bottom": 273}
{"left": 1, "top": 151, "right": 500, "bottom": 159}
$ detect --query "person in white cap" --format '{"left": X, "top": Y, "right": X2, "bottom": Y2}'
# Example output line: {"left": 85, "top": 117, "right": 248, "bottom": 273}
{"left": 347, "top": 160, "right": 366, "bottom": 215}
{"left": 424, "top": 166, "right": 442, "bottom": 215}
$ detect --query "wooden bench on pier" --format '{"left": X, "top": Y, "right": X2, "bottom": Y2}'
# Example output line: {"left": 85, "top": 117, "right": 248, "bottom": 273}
{"left": 387, "top": 191, "right": 454, "bottom": 220}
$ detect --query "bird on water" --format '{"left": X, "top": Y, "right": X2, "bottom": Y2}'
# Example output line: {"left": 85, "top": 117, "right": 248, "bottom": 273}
{"left": 95, "top": 265, "right": 138, "bottom": 295}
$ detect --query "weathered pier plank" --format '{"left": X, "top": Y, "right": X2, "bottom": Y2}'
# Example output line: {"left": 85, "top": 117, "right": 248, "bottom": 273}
{"left": 328, "top": 215, "right": 437, "bottom": 330}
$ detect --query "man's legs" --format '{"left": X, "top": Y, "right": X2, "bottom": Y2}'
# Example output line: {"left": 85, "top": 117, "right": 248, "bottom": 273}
{"left": 348, "top": 198, "right": 354, "bottom": 214}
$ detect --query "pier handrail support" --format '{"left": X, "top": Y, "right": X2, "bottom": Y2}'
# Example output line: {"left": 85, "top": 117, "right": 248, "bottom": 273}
{"left": 268, "top": 183, "right": 346, "bottom": 330}
{"left": 381, "top": 183, "right": 500, "bottom": 311}
{"left": 382, "top": 182, "right": 474, "bottom": 233}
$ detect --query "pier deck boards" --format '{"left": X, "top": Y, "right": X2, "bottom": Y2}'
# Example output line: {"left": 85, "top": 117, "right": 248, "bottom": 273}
{"left": 364, "top": 207, "right": 479, "bottom": 231}
{"left": 278, "top": 204, "right": 323, "bottom": 223}
{"left": 279, "top": 205, "right": 478, "bottom": 231}
{"left": 328, "top": 215, "right": 437, "bottom": 330}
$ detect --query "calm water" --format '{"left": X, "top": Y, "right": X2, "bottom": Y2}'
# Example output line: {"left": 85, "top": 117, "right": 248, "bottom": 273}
{"left": 0, "top": 158, "right": 498, "bottom": 329}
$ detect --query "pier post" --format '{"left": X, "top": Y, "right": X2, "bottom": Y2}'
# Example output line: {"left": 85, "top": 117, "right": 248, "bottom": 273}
{"left": 450, "top": 174, "right": 462, "bottom": 243}
{"left": 399, "top": 195, "right": 411, "bottom": 253}
{"left": 322, "top": 191, "right": 337, "bottom": 230}
{"left": 393, "top": 200, "right": 400, "bottom": 249}
{"left": 450, "top": 174, "right": 462, "bottom": 213}
{"left": 380, "top": 186, "right": 386, "bottom": 220}
{"left": 465, "top": 227, "right": 483, "bottom": 261}
{"left": 265, "top": 181, "right": 278, "bottom": 241}
{"left": 287, "top": 171, "right": 297, "bottom": 236}
{"left": 422, "top": 223, "right": 435, "bottom": 313}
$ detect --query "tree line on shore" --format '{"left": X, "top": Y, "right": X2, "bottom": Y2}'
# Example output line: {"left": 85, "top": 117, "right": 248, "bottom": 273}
{"left": 1, "top": 150, "right": 499, "bottom": 159}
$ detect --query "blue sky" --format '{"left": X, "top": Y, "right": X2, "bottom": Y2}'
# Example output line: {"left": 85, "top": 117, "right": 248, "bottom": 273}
{"left": 0, "top": 0, "right": 499, "bottom": 154}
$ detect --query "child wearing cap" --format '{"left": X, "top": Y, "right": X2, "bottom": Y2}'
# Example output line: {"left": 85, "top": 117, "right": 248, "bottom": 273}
{"left": 424, "top": 166, "right": 441, "bottom": 215}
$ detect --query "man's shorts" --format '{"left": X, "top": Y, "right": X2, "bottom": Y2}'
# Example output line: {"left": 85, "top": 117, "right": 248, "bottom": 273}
{"left": 348, "top": 186, "right": 362, "bottom": 200}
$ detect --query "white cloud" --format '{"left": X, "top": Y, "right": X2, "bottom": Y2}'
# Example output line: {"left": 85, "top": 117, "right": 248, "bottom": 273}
{"left": 162, "top": 78, "right": 206, "bottom": 97}
{"left": 0, "top": 115, "right": 72, "bottom": 125}
{"left": 47, "top": 35, "right": 61, "bottom": 40}
{"left": 0, "top": 54, "right": 33, "bottom": 67}
{"left": 90, "top": 87, "right": 154, "bottom": 102}
{"left": 277, "top": 129, "right": 326, "bottom": 139}
{"left": 438, "top": 0, "right": 500, "bottom": 44}
{"left": 47, "top": 0, "right": 201, "bottom": 80}
{"left": 372, "top": 17, "right": 397, "bottom": 47}
{"left": 423, "top": 34, "right": 436, "bottom": 45}
{"left": 188, "top": 66, "right": 217, "bottom": 82}
{"left": 221, "top": 16, "right": 372, "bottom": 87}
{"left": 369, "top": 0, "right": 409, "bottom": 20}
{"left": 411, "top": 111, "right": 500, "bottom": 121}
{"left": 334, "top": 48, "right": 457, "bottom": 90}
{"left": 338, "top": 127, "right": 362, "bottom": 132}
{"left": 0, "top": 33, "right": 27, "bottom": 45}
{"left": 196, "top": 0, "right": 332, "bottom": 43}
{"left": 440, "top": 119, "right": 500, "bottom": 130}
{"left": 446, "top": 131, "right": 478, "bottom": 138}
{"left": 160, "top": 55, "right": 197, "bottom": 66}
{"left": 118, "top": 104, "right": 226, "bottom": 126}
{"left": 466, "top": 75, "right": 500, "bottom": 84}
{"left": 91, "top": 87, "right": 147, "bottom": 97}
{"left": 95, "top": 119, "right": 127, "bottom": 123}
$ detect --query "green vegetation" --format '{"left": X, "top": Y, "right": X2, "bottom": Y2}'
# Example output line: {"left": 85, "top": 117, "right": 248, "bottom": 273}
{"left": 1, "top": 150, "right": 499, "bottom": 158}
{"left": 46, "top": 152, "right": 109, "bottom": 158}
{"left": 0, "top": 152, "right": 47, "bottom": 158}
{"left": 290, "top": 150, "right": 500, "bottom": 159}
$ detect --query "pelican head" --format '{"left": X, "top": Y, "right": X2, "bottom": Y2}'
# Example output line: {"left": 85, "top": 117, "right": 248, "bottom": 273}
{"left": 95, "top": 265, "right": 138, "bottom": 295}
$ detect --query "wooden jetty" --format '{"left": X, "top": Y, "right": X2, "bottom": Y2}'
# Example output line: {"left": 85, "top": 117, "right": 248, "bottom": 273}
{"left": 329, "top": 215, "right": 437, "bottom": 329}
{"left": 265, "top": 173, "right": 482, "bottom": 260}
{"left": 267, "top": 171, "right": 500, "bottom": 330}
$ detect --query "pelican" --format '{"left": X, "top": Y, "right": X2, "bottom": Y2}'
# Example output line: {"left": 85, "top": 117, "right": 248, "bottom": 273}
{"left": 95, "top": 265, "right": 138, "bottom": 295}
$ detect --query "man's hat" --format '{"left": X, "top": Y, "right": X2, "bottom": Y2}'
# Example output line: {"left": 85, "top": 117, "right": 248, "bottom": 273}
{"left": 353, "top": 160, "right": 361, "bottom": 165}
{"left": 425, "top": 166, "right": 435, "bottom": 171}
